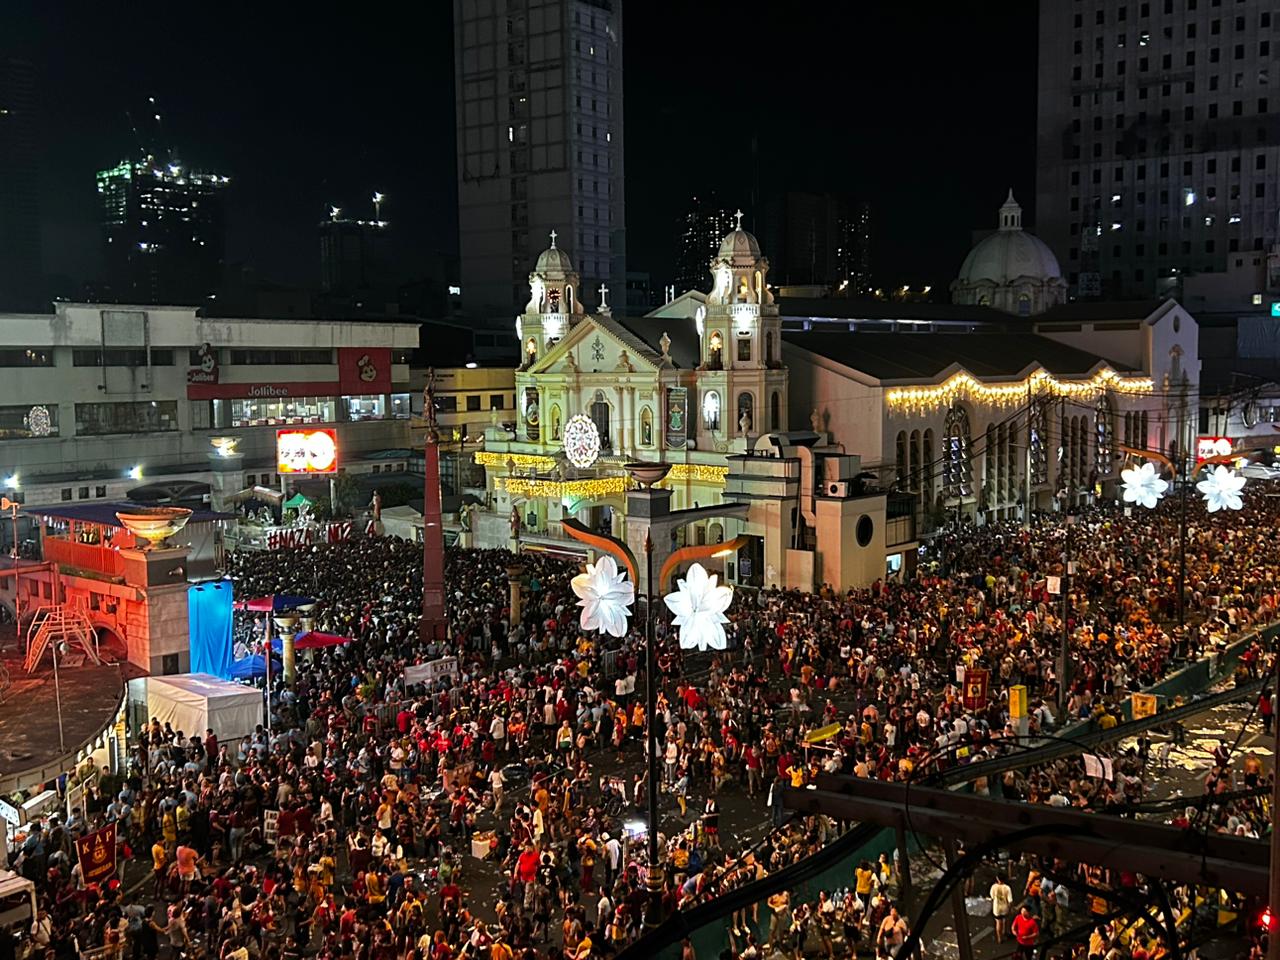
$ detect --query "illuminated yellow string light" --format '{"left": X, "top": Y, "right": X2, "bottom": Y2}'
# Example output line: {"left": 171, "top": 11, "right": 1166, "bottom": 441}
{"left": 658, "top": 463, "right": 729, "bottom": 486}
{"left": 884, "top": 367, "right": 1152, "bottom": 414}
{"left": 474, "top": 451, "right": 558, "bottom": 470}
{"left": 501, "top": 476, "right": 630, "bottom": 499}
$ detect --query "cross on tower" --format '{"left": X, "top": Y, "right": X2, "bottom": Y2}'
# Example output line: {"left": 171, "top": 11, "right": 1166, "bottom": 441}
{"left": 734, "top": 209, "right": 744, "bottom": 230}
{"left": 598, "top": 283, "right": 609, "bottom": 308}
{"left": 548, "top": 228, "right": 558, "bottom": 248}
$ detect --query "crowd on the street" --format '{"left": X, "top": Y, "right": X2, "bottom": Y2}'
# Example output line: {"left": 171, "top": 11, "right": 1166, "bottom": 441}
{"left": 8, "top": 494, "right": 1280, "bottom": 960}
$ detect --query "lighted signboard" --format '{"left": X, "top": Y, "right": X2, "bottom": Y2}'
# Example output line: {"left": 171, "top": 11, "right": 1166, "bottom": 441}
{"left": 276, "top": 428, "right": 338, "bottom": 474}
{"left": 1196, "top": 435, "right": 1233, "bottom": 462}
{"left": 1271, "top": 301, "right": 1280, "bottom": 318}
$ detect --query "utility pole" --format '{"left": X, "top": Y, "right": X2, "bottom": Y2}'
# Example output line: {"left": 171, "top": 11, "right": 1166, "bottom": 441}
{"left": 1269, "top": 650, "right": 1280, "bottom": 960}
{"left": 420, "top": 369, "right": 447, "bottom": 641}
{"left": 1058, "top": 513, "right": 1072, "bottom": 712}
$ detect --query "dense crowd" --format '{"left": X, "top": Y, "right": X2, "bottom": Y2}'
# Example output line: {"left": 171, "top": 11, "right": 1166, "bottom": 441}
{"left": 8, "top": 494, "right": 1279, "bottom": 960}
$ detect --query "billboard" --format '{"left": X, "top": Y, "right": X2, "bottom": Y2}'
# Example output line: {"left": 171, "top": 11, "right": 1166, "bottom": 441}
{"left": 1196, "top": 436, "right": 1233, "bottom": 462}
{"left": 276, "top": 428, "right": 339, "bottom": 474}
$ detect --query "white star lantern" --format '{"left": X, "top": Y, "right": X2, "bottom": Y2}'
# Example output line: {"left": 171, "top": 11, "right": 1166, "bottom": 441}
{"left": 663, "top": 562, "right": 734, "bottom": 651}
{"left": 570, "top": 555, "right": 634, "bottom": 638}
{"left": 1196, "top": 465, "right": 1246, "bottom": 512}
{"left": 1120, "top": 461, "right": 1169, "bottom": 509}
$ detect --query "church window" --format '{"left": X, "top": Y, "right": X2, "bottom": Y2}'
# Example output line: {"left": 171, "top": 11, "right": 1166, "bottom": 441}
{"left": 1017, "top": 293, "right": 1032, "bottom": 316}
{"left": 942, "top": 404, "right": 971, "bottom": 499}
{"left": 547, "top": 286, "right": 561, "bottom": 311}
{"left": 909, "top": 430, "right": 921, "bottom": 492}
{"left": 896, "top": 431, "right": 907, "bottom": 486}
{"left": 707, "top": 331, "right": 723, "bottom": 370}
{"left": 770, "top": 391, "right": 781, "bottom": 431}
{"left": 1030, "top": 403, "right": 1048, "bottom": 485}
{"left": 737, "top": 336, "right": 751, "bottom": 362}
{"left": 591, "top": 391, "right": 611, "bottom": 447}
{"left": 702, "top": 391, "right": 720, "bottom": 431}
{"left": 565, "top": 285, "right": 574, "bottom": 311}
{"left": 737, "top": 393, "right": 754, "bottom": 435}
{"left": 525, "top": 337, "right": 538, "bottom": 363}
{"left": 1095, "top": 395, "right": 1114, "bottom": 474}
{"left": 640, "top": 406, "right": 653, "bottom": 446}
{"left": 550, "top": 404, "right": 562, "bottom": 440}
{"left": 922, "top": 430, "right": 935, "bottom": 501}
{"left": 766, "top": 331, "right": 775, "bottom": 364}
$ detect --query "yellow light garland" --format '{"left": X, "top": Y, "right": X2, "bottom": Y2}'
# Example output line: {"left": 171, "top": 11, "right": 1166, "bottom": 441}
{"left": 501, "top": 476, "right": 630, "bottom": 499}
{"left": 474, "top": 451, "right": 558, "bottom": 470}
{"left": 659, "top": 463, "right": 729, "bottom": 486}
{"left": 884, "top": 367, "right": 1152, "bottom": 414}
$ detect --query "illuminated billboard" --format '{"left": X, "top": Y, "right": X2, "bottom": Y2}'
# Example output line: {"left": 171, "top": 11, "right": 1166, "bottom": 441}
{"left": 276, "top": 428, "right": 338, "bottom": 474}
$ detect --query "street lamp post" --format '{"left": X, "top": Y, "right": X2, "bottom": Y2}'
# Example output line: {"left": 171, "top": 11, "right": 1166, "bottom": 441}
{"left": 1, "top": 497, "right": 20, "bottom": 624}
{"left": 49, "top": 639, "right": 65, "bottom": 754}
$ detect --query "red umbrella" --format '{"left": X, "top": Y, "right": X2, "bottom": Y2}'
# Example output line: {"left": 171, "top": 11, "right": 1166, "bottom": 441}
{"left": 294, "top": 631, "right": 352, "bottom": 650}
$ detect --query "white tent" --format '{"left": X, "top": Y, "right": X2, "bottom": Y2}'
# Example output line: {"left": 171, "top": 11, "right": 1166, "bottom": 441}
{"left": 380, "top": 504, "right": 423, "bottom": 542}
{"left": 145, "top": 674, "right": 263, "bottom": 743}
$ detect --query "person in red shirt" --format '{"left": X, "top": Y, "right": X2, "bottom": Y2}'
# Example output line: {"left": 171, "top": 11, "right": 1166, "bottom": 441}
{"left": 1011, "top": 904, "right": 1039, "bottom": 959}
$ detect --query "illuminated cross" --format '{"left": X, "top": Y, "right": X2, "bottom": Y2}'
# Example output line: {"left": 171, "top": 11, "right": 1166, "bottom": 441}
{"left": 734, "top": 209, "right": 744, "bottom": 230}
{"left": 598, "top": 283, "right": 609, "bottom": 308}
{"left": 549, "top": 228, "right": 558, "bottom": 248}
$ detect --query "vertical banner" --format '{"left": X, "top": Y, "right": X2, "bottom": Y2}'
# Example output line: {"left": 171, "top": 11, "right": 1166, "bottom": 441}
{"left": 75, "top": 823, "right": 118, "bottom": 885}
{"left": 962, "top": 668, "right": 990, "bottom": 711}
{"left": 666, "top": 387, "right": 688, "bottom": 449}
{"left": 189, "top": 580, "right": 234, "bottom": 680}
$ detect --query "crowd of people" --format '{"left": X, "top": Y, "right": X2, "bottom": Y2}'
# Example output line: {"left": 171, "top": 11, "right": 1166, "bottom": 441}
{"left": 7, "top": 493, "right": 1279, "bottom": 960}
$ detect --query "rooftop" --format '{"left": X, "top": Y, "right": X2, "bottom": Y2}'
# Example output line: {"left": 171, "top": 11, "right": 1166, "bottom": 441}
{"left": 781, "top": 330, "right": 1134, "bottom": 382}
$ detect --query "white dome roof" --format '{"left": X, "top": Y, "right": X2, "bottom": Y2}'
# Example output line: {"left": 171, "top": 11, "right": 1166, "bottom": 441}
{"left": 534, "top": 229, "right": 575, "bottom": 276}
{"left": 718, "top": 227, "right": 762, "bottom": 261}
{"left": 956, "top": 191, "right": 1061, "bottom": 285}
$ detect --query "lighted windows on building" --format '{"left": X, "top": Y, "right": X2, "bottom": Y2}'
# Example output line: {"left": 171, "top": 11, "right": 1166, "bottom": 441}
{"left": 942, "top": 405, "right": 971, "bottom": 499}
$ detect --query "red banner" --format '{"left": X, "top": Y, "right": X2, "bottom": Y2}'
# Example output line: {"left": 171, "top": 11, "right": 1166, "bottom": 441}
{"left": 962, "top": 668, "right": 990, "bottom": 712}
{"left": 75, "top": 823, "right": 118, "bottom": 886}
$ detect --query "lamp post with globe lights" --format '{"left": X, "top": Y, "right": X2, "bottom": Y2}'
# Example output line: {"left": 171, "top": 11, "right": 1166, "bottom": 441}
{"left": 559, "top": 459, "right": 749, "bottom": 928}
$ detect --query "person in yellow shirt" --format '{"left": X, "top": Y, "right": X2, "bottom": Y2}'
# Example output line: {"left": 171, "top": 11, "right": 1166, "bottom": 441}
{"left": 151, "top": 840, "right": 167, "bottom": 898}
{"left": 787, "top": 764, "right": 805, "bottom": 789}
{"left": 855, "top": 860, "right": 876, "bottom": 898}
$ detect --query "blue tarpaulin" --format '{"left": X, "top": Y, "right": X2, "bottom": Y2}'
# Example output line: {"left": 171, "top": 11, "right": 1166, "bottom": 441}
{"left": 188, "top": 580, "right": 234, "bottom": 680}
{"left": 228, "top": 654, "right": 280, "bottom": 680}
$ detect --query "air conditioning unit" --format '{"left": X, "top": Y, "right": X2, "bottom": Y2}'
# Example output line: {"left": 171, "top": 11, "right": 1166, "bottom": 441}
{"left": 826, "top": 481, "right": 850, "bottom": 497}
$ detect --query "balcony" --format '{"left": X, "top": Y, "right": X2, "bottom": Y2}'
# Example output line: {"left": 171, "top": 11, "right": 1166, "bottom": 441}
{"left": 42, "top": 536, "right": 125, "bottom": 579}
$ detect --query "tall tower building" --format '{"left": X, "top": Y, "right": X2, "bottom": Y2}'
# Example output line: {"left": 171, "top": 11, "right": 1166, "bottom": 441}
{"left": 0, "top": 58, "right": 42, "bottom": 311}
{"left": 760, "top": 192, "right": 872, "bottom": 293}
{"left": 1037, "top": 0, "right": 1279, "bottom": 300}
{"left": 672, "top": 195, "right": 736, "bottom": 294}
{"left": 318, "top": 204, "right": 393, "bottom": 303}
{"left": 96, "top": 155, "right": 229, "bottom": 305}
{"left": 836, "top": 200, "right": 873, "bottom": 295}
{"left": 453, "top": 0, "right": 625, "bottom": 317}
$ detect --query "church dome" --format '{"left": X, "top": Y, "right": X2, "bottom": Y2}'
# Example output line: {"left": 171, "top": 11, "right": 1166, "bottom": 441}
{"left": 951, "top": 190, "right": 1067, "bottom": 316}
{"left": 956, "top": 191, "right": 1061, "bottom": 285}
{"left": 535, "top": 229, "right": 575, "bottom": 276}
{"left": 716, "top": 211, "right": 762, "bottom": 264}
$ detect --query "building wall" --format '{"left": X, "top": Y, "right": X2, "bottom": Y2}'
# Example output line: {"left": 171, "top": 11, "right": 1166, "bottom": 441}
{"left": 781, "top": 344, "right": 884, "bottom": 457}
{"left": 1037, "top": 0, "right": 1280, "bottom": 299}
{"left": 454, "top": 0, "right": 625, "bottom": 316}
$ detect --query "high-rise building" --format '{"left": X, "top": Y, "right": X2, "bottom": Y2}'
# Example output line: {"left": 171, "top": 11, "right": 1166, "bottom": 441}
{"left": 96, "top": 155, "right": 229, "bottom": 304}
{"left": 760, "top": 192, "right": 873, "bottom": 294}
{"left": 672, "top": 195, "right": 736, "bottom": 293}
{"left": 836, "top": 200, "right": 873, "bottom": 296}
{"left": 1037, "top": 0, "right": 1279, "bottom": 300}
{"left": 453, "top": 0, "right": 625, "bottom": 317}
{"left": 0, "top": 58, "right": 42, "bottom": 311}
{"left": 318, "top": 209, "right": 393, "bottom": 301}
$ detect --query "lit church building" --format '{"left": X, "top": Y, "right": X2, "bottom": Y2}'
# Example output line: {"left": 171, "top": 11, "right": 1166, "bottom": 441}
{"left": 472, "top": 220, "right": 788, "bottom": 556}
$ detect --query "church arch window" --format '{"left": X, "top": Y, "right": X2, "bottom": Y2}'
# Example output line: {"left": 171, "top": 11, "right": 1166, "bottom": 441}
{"left": 702, "top": 390, "right": 721, "bottom": 431}
{"left": 984, "top": 423, "right": 996, "bottom": 495}
{"left": 977, "top": 294, "right": 990, "bottom": 306}
{"left": 896, "top": 431, "right": 908, "bottom": 486}
{"left": 765, "top": 331, "right": 775, "bottom": 365}
{"left": 737, "top": 335, "right": 751, "bottom": 362}
{"left": 1017, "top": 293, "right": 1032, "bottom": 316}
{"left": 550, "top": 404, "right": 562, "bottom": 441}
{"left": 1095, "top": 394, "right": 1113, "bottom": 475}
{"left": 708, "top": 521, "right": 724, "bottom": 544}
{"left": 565, "top": 285, "right": 574, "bottom": 312}
{"left": 525, "top": 337, "right": 538, "bottom": 364}
{"left": 640, "top": 406, "right": 653, "bottom": 446}
{"left": 754, "top": 270, "right": 763, "bottom": 302}
{"left": 546, "top": 286, "right": 561, "bottom": 311}
{"left": 770, "top": 391, "right": 781, "bottom": 431}
{"left": 737, "top": 393, "right": 754, "bottom": 435}
{"left": 707, "top": 330, "right": 723, "bottom": 370}
{"left": 590, "top": 390, "right": 611, "bottom": 447}
{"left": 942, "top": 404, "right": 971, "bottom": 499}
{"left": 909, "top": 430, "right": 921, "bottom": 492}
{"left": 922, "top": 429, "right": 935, "bottom": 500}
{"left": 1030, "top": 403, "right": 1048, "bottom": 485}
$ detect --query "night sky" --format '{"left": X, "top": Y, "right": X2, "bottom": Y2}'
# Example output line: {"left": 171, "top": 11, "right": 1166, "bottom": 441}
{"left": 4, "top": 0, "right": 1037, "bottom": 297}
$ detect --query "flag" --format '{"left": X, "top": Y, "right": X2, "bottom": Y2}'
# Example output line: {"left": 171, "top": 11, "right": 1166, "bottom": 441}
{"left": 963, "top": 668, "right": 990, "bottom": 711}
{"left": 75, "top": 823, "right": 118, "bottom": 885}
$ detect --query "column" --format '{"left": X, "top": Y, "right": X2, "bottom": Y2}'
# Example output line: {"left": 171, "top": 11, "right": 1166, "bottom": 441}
{"left": 537, "top": 388, "right": 547, "bottom": 445}
{"left": 613, "top": 386, "right": 624, "bottom": 456}
{"left": 506, "top": 564, "right": 524, "bottom": 627}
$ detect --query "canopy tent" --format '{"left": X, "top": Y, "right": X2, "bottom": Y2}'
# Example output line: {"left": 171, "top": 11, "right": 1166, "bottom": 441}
{"left": 282, "top": 492, "right": 314, "bottom": 510}
{"left": 268, "top": 631, "right": 352, "bottom": 652}
{"left": 146, "top": 673, "right": 263, "bottom": 741}
{"left": 228, "top": 654, "right": 281, "bottom": 681}
{"left": 233, "top": 594, "right": 315, "bottom": 612}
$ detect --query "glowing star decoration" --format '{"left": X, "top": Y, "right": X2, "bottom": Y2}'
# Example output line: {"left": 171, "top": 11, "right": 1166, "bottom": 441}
{"left": 1196, "top": 465, "right": 1246, "bottom": 512}
{"left": 570, "top": 555, "right": 634, "bottom": 637}
{"left": 1120, "top": 461, "right": 1168, "bottom": 509}
{"left": 664, "top": 562, "right": 733, "bottom": 652}
{"left": 562, "top": 414, "right": 601, "bottom": 468}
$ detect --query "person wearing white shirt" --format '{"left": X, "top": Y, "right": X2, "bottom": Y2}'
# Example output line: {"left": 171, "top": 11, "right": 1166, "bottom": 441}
{"left": 989, "top": 876, "right": 1013, "bottom": 943}
{"left": 490, "top": 767, "right": 506, "bottom": 813}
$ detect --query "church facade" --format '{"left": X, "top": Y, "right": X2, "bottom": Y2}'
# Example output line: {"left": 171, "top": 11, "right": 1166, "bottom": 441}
{"left": 471, "top": 219, "right": 788, "bottom": 561}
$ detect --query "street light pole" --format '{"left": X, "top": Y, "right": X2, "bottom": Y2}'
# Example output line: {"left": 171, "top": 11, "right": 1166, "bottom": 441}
{"left": 643, "top": 529, "right": 663, "bottom": 928}
{"left": 2, "top": 498, "right": 20, "bottom": 625}
{"left": 1269, "top": 650, "right": 1280, "bottom": 960}
{"left": 50, "top": 640, "right": 65, "bottom": 754}
{"left": 1177, "top": 453, "right": 1188, "bottom": 630}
